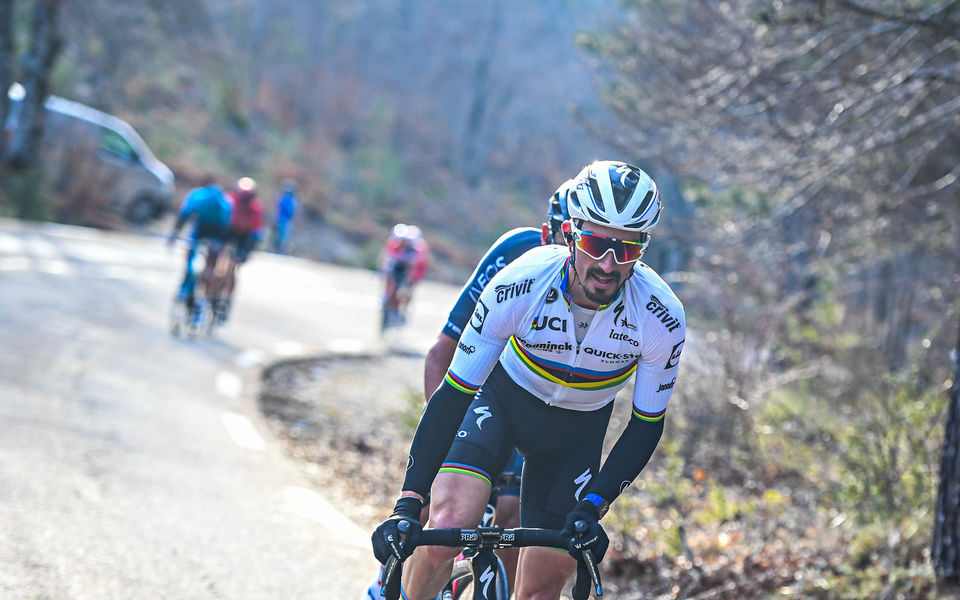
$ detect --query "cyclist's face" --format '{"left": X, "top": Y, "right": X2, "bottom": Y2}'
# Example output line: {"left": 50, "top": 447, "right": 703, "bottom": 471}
{"left": 570, "top": 222, "right": 643, "bottom": 307}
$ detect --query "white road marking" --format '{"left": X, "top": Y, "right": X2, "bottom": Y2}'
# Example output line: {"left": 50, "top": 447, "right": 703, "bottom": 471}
{"left": 327, "top": 338, "right": 370, "bottom": 355}
{"left": 274, "top": 341, "right": 304, "bottom": 357}
{"left": 0, "top": 232, "right": 23, "bottom": 254}
{"left": 235, "top": 349, "right": 265, "bottom": 367}
{"left": 220, "top": 412, "right": 266, "bottom": 451}
{"left": 34, "top": 259, "right": 74, "bottom": 276}
{"left": 0, "top": 256, "right": 31, "bottom": 271}
{"left": 215, "top": 372, "right": 243, "bottom": 398}
{"left": 283, "top": 486, "right": 370, "bottom": 549}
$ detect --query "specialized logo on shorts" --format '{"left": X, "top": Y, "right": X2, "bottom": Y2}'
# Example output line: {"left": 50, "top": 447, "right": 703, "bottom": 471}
{"left": 657, "top": 378, "right": 676, "bottom": 392}
{"left": 613, "top": 301, "right": 637, "bottom": 331}
{"left": 471, "top": 298, "right": 489, "bottom": 333}
{"left": 458, "top": 341, "right": 476, "bottom": 354}
{"left": 664, "top": 339, "right": 684, "bottom": 369}
{"left": 574, "top": 469, "right": 592, "bottom": 501}
{"left": 609, "top": 328, "right": 639, "bottom": 346}
{"left": 646, "top": 295, "right": 682, "bottom": 332}
{"left": 531, "top": 316, "right": 567, "bottom": 332}
{"left": 474, "top": 405, "right": 492, "bottom": 429}
{"left": 495, "top": 278, "right": 534, "bottom": 303}
{"left": 545, "top": 287, "right": 560, "bottom": 304}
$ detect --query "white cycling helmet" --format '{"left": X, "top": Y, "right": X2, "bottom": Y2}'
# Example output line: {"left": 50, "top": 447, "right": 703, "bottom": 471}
{"left": 567, "top": 161, "right": 662, "bottom": 233}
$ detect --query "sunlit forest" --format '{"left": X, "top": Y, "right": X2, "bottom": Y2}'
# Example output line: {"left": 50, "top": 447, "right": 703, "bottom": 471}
{"left": 2, "top": 1, "right": 959, "bottom": 598}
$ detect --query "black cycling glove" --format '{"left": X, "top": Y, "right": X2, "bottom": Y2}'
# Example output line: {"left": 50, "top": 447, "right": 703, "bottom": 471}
{"left": 371, "top": 497, "right": 423, "bottom": 564}
{"left": 561, "top": 499, "right": 609, "bottom": 600}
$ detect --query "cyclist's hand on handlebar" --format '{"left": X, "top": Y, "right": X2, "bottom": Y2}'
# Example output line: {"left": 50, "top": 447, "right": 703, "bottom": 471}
{"left": 371, "top": 497, "right": 423, "bottom": 564}
{"left": 562, "top": 499, "right": 609, "bottom": 599}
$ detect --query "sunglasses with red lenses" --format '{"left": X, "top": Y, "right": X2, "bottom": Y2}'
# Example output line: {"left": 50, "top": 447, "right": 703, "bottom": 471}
{"left": 572, "top": 225, "right": 648, "bottom": 264}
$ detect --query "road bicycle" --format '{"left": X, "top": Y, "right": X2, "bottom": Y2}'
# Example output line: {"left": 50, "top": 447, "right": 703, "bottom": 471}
{"left": 169, "top": 238, "right": 227, "bottom": 337}
{"left": 379, "top": 520, "right": 602, "bottom": 600}
{"left": 380, "top": 269, "right": 412, "bottom": 336}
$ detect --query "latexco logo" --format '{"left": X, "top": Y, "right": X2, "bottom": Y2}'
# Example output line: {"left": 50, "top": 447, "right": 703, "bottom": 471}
{"left": 495, "top": 278, "right": 535, "bottom": 303}
{"left": 608, "top": 328, "right": 639, "bottom": 346}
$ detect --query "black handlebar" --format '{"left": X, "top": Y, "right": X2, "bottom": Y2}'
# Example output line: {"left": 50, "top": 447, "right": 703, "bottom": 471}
{"left": 379, "top": 521, "right": 603, "bottom": 598}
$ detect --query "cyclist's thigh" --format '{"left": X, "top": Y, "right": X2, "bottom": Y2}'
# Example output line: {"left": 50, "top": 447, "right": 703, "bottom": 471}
{"left": 515, "top": 402, "right": 613, "bottom": 528}
{"left": 443, "top": 365, "right": 519, "bottom": 491}
{"left": 428, "top": 471, "right": 492, "bottom": 529}
{"left": 515, "top": 546, "right": 576, "bottom": 599}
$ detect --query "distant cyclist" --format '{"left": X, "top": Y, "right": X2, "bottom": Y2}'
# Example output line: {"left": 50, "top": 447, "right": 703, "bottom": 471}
{"left": 372, "top": 161, "right": 686, "bottom": 600}
{"left": 220, "top": 176, "right": 265, "bottom": 322}
{"left": 379, "top": 224, "right": 429, "bottom": 328}
{"left": 364, "top": 182, "right": 575, "bottom": 599}
{"left": 167, "top": 175, "right": 231, "bottom": 326}
{"left": 272, "top": 178, "right": 298, "bottom": 254}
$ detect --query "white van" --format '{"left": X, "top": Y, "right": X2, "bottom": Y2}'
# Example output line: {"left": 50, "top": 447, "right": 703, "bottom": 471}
{"left": 5, "top": 83, "right": 175, "bottom": 224}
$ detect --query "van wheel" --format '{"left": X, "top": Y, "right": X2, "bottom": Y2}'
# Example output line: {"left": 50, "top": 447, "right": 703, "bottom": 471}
{"left": 126, "top": 195, "right": 155, "bottom": 225}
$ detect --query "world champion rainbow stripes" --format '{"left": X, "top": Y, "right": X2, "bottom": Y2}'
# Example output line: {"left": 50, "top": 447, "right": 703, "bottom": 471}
{"left": 438, "top": 462, "right": 492, "bottom": 485}
{"left": 444, "top": 371, "right": 480, "bottom": 395}
{"left": 633, "top": 405, "right": 666, "bottom": 422}
{"left": 508, "top": 336, "right": 636, "bottom": 390}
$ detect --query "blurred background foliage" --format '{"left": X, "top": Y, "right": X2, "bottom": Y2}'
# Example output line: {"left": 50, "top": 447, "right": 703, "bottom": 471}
{"left": 3, "top": 0, "right": 960, "bottom": 597}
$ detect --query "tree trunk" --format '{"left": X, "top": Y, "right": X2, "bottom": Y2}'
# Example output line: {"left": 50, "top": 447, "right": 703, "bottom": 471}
{"left": 4, "top": 0, "right": 63, "bottom": 169}
{"left": 933, "top": 324, "right": 960, "bottom": 580}
{"left": 0, "top": 0, "right": 14, "bottom": 159}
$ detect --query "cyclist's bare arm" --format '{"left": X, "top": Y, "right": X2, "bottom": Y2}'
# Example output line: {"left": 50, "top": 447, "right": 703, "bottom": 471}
{"left": 423, "top": 332, "right": 458, "bottom": 400}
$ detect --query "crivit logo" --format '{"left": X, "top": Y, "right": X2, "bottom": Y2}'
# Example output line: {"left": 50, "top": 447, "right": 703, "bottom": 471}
{"left": 458, "top": 341, "right": 476, "bottom": 354}
{"left": 609, "top": 328, "right": 639, "bottom": 347}
{"left": 545, "top": 288, "right": 560, "bottom": 304}
{"left": 646, "top": 295, "right": 682, "bottom": 332}
{"left": 495, "top": 278, "right": 534, "bottom": 303}
{"left": 664, "top": 339, "right": 684, "bottom": 369}
{"left": 613, "top": 301, "right": 637, "bottom": 331}
{"left": 531, "top": 316, "right": 567, "bottom": 332}
{"left": 467, "top": 256, "right": 508, "bottom": 302}
{"left": 519, "top": 338, "right": 573, "bottom": 353}
{"left": 471, "top": 298, "right": 489, "bottom": 333}
{"left": 657, "top": 378, "right": 676, "bottom": 392}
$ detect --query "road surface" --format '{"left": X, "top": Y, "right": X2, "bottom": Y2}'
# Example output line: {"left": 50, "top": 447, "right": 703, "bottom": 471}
{"left": 0, "top": 218, "right": 459, "bottom": 599}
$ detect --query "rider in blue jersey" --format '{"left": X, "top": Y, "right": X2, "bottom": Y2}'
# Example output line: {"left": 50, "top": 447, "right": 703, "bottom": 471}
{"left": 373, "top": 161, "right": 685, "bottom": 600}
{"left": 167, "top": 176, "right": 231, "bottom": 322}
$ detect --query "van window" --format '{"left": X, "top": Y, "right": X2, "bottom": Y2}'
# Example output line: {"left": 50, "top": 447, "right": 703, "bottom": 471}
{"left": 100, "top": 128, "right": 138, "bottom": 162}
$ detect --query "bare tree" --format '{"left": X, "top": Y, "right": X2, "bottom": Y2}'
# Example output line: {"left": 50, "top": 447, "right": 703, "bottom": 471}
{"left": 934, "top": 325, "right": 960, "bottom": 580}
{"left": 4, "top": 0, "right": 63, "bottom": 169}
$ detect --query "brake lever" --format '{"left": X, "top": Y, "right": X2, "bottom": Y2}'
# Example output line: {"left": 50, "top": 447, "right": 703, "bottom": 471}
{"left": 574, "top": 520, "right": 604, "bottom": 597}
{"left": 379, "top": 519, "right": 411, "bottom": 598}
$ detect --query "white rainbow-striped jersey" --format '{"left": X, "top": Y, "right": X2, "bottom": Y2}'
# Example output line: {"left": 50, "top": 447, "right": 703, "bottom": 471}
{"left": 448, "top": 244, "right": 685, "bottom": 420}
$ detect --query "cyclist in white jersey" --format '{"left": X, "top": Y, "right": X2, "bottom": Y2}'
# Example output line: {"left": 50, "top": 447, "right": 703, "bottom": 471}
{"left": 372, "top": 161, "right": 686, "bottom": 600}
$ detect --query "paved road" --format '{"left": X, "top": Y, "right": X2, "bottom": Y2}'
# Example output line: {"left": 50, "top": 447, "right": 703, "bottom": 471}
{"left": 0, "top": 219, "right": 459, "bottom": 599}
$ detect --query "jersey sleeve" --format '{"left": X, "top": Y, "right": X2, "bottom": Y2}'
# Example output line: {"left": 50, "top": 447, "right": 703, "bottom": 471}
{"left": 630, "top": 302, "right": 686, "bottom": 422}
{"left": 441, "top": 228, "right": 541, "bottom": 340}
{"left": 446, "top": 262, "right": 537, "bottom": 392}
